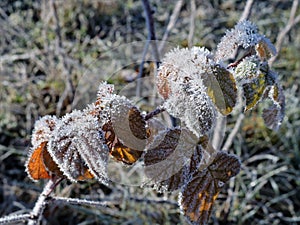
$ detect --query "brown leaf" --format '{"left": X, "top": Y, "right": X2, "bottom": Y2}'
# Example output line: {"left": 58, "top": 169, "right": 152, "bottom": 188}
{"left": 179, "top": 151, "right": 241, "bottom": 225}
{"left": 144, "top": 128, "right": 199, "bottom": 191}
{"left": 105, "top": 97, "right": 148, "bottom": 165}
{"left": 262, "top": 84, "right": 285, "bottom": 130}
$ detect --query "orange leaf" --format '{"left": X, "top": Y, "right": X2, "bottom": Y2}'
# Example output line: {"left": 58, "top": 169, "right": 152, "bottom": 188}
{"left": 26, "top": 142, "right": 51, "bottom": 180}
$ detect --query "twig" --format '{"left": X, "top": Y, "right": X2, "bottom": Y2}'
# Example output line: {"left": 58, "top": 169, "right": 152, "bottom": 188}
{"left": 145, "top": 106, "right": 165, "bottom": 120}
{"left": 51, "top": 196, "right": 120, "bottom": 207}
{"left": 222, "top": 113, "right": 245, "bottom": 151}
{"left": 239, "top": 0, "right": 254, "bottom": 22}
{"left": 27, "top": 178, "right": 63, "bottom": 225}
{"left": 128, "top": 196, "right": 178, "bottom": 207}
{"left": 269, "top": 0, "right": 300, "bottom": 66}
{"left": 158, "top": 0, "right": 183, "bottom": 53}
{"left": 188, "top": 0, "right": 196, "bottom": 48}
{"left": 141, "top": 0, "right": 160, "bottom": 62}
{"left": 211, "top": 114, "right": 227, "bottom": 151}
{"left": 49, "top": 0, "right": 75, "bottom": 116}
{"left": 0, "top": 214, "right": 31, "bottom": 224}
{"left": 137, "top": 0, "right": 160, "bottom": 97}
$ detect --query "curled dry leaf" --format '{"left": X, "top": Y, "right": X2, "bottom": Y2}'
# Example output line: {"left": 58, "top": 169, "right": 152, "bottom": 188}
{"left": 179, "top": 151, "right": 241, "bottom": 225}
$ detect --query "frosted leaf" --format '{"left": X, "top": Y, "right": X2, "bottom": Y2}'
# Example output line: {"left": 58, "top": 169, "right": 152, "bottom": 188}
{"left": 26, "top": 115, "right": 63, "bottom": 181}
{"left": 179, "top": 151, "right": 241, "bottom": 225}
{"left": 234, "top": 56, "right": 260, "bottom": 84}
{"left": 235, "top": 20, "right": 260, "bottom": 48}
{"left": 156, "top": 47, "right": 213, "bottom": 100}
{"left": 215, "top": 20, "right": 263, "bottom": 62}
{"left": 48, "top": 110, "right": 109, "bottom": 184}
{"left": 156, "top": 47, "right": 191, "bottom": 99}
{"left": 95, "top": 81, "right": 114, "bottom": 106}
{"left": 104, "top": 96, "right": 147, "bottom": 164}
{"left": 86, "top": 82, "right": 116, "bottom": 124}
{"left": 262, "top": 85, "right": 285, "bottom": 130}
{"left": 202, "top": 65, "right": 237, "bottom": 115}
{"left": 215, "top": 29, "right": 239, "bottom": 62}
{"left": 242, "top": 72, "right": 266, "bottom": 111}
{"left": 103, "top": 121, "right": 143, "bottom": 165}
{"left": 31, "top": 115, "right": 59, "bottom": 148}
{"left": 256, "top": 36, "right": 277, "bottom": 60}
{"left": 144, "top": 127, "right": 199, "bottom": 191}
{"left": 184, "top": 91, "right": 216, "bottom": 137}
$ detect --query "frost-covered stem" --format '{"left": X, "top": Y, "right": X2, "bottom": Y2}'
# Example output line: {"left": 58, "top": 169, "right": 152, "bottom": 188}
{"left": 0, "top": 214, "right": 31, "bottom": 224}
{"left": 28, "top": 178, "right": 62, "bottom": 225}
{"left": 145, "top": 106, "right": 165, "bottom": 120}
{"left": 51, "top": 197, "right": 120, "bottom": 207}
{"left": 222, "top": 113, "right": 245, "bottom": 151}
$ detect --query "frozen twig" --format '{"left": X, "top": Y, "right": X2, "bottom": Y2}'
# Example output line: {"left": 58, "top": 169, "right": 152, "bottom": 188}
{"left": 27, "top": 178, "right": 62, "bottom": 225}
{"left": 51, "top": 196, "right": 120, "bottom": 207}
{"left": 0, "top": 214, "right": 31, "bottom": 224}
{"left": 269, "top": 0, "right": 300, "bottom": 66}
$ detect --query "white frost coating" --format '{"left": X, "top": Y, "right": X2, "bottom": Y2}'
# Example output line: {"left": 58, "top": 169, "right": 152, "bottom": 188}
{"left": 157, "top": 46, "right": 216, "bottom": 136}
{"left": 235, "top": 20, "right": 260, "bottom": 48}
{"left": 48, "top": 110, "right": 109, "bottom": 184}
{"left": 215, "top": 20, "right": 269, "bottom": 62}
{"left": 31, "top": 115, "right": 59, "bottom": 148}
{"left": 234, "top": 56, "right": 260, "bottom": 84}
{"left": 184, "top": 91, "right": 216, "bottom": 137}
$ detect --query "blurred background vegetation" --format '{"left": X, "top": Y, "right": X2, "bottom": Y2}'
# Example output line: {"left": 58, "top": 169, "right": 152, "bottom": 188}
{"left": 0, "top": 0, "right": 299, "bottom": 224}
